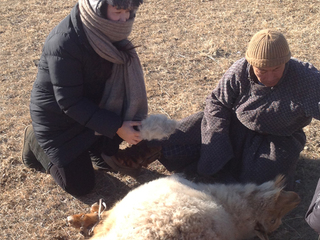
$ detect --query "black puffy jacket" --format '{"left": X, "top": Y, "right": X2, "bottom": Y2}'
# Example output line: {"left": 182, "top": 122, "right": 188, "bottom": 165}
{"left": 30, "top": 4, "right": 122, "bottom": 167}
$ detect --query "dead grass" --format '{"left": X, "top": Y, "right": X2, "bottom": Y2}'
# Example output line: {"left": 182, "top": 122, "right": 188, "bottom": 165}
{"left": 1, "top": 0, "right": 320, "bottom": 239}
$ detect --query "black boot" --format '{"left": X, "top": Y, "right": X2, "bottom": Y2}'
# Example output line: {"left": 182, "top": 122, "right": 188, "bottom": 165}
{"left": 21, "top": 125, "right": 52, "bottom": 173}
{"left": 88, "top": 137, "right": 114, "bottom": 171}
{"left": 117, "top": 141, "right": 162, "bottom": 167}
{"left": 101, "top": 153, "right": 141, "bottom": 177}
{"left": 101, "top": 141, "right": 162, "bottom": 177}
{"left": 90, "top": 152, "right": 113, "bottom": 171}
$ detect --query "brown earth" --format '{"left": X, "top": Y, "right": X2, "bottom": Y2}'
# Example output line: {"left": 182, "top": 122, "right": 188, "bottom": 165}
{"left": 1, "top": 0, "right": 320, "bottom": 239}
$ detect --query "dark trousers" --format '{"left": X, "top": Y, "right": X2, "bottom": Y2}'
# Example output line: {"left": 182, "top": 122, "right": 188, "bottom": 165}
{"left": 30, "top": 133, "right": 106, "bottom": 196}
{"left": 155, "top": 111, "right": 305, "bottom": 189}
{"left": 48, "top": 135, "right": 123, "bottom": 196}
{"left": 49, "top": 151, "right": 95, "bottom": 196}
{"left": 151, "top": 112, "right": 203, "bottom": 172}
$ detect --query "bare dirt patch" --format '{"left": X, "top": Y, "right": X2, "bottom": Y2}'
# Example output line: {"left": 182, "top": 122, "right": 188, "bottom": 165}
{"left": 1, "top": 0, "right": 320, "bottom": 239}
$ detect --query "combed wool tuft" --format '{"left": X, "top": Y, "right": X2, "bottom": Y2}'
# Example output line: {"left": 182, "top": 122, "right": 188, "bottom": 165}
{"left": 139, "top": 114, "right": 178, "bottom": 140}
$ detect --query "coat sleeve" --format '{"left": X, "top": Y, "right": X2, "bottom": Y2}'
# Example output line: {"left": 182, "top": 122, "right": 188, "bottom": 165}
{"left": 297, "top": 61, "right": 320, "bottom": 121}
{"left": 306, "top": 178, "right": 320, "bottom": 234}
{"left": 198, "top": 63, "right": 241, "bottom": 176}
{"left": 44, "top": 33, "right": 122, "bottom": 138}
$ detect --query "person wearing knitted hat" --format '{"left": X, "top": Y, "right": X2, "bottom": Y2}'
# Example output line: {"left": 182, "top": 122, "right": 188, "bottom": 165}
{"left": 21, "top": 0, "right": 160, "bottom": 196}
{"left": 245, "top": 29, "right": 291, "bottom": 87}
{"left": 128, "top": 29, "right": 320, "bottom": 190}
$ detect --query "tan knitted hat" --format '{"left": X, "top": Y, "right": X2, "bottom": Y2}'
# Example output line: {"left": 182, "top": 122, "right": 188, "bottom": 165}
{"left": 245, "top": 29, "right": 291, "bottom": 68}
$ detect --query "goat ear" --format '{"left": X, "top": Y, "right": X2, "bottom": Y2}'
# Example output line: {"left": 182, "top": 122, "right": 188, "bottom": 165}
{"left": 275, "top": 191, "right": 301, "bottom": 216}
{"left": 254, "top": 222, "right": 269, "bottom": 240}
{"left": 274, "top": 174, "right": 285, "bottom": 188}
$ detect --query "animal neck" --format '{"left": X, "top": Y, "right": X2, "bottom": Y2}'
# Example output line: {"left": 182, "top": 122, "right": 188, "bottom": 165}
{"left": 204, "top": 183, "right": 267, "bottom": 239}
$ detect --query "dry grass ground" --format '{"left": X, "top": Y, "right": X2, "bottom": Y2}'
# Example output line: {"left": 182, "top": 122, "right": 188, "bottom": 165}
{"left": 1, "top": 0, "right": 320, "bottom": 239}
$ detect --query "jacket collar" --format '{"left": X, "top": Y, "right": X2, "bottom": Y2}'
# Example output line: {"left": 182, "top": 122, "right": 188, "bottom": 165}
{"left": 70, "top": 3, "right": 92, "bottom": 50}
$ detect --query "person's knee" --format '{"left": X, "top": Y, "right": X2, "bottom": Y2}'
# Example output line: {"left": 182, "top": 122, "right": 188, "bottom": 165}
{"left": 65, "top": 180, "right": 95, "bottom": 196}
{"left": 49, "top": 164, "right": 95, "bottom": 196}
{"left": 59, "top": 174, "right": 95, "bottom": 196}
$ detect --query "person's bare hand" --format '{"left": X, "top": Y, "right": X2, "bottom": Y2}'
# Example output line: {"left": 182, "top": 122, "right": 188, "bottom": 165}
{"left": 116, "top": 121, "right": 142, "bottom": 145}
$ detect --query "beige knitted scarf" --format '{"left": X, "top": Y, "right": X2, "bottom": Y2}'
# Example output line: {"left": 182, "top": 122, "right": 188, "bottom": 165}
{"left": 79, "top": 0, "right": 148, "bottom": 121}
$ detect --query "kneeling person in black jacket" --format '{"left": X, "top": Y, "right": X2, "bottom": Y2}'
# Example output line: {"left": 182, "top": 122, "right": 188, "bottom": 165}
{"left": 22, "top": 0, "right": 153, "bottom": 196}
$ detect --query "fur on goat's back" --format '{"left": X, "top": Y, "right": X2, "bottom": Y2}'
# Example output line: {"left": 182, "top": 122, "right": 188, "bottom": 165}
{"left": 91, "top": 175, "right": 235, "bottom": 240}
{"left": 90, "top": 175, "right": 299, "bottom": 240}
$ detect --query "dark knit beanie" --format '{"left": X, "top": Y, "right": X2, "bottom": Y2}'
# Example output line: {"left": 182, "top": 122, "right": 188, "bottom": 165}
{"left": 106, "top": 0, "right": 143, "bottom": 9}
{"left": 245, "top": 29, "right": 291, "bottom": 68}
{"left": 89, "top": 0, "right": 143, "bottom": 18}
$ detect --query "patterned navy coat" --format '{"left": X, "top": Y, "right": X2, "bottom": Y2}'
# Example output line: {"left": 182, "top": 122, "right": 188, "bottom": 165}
{"left": 158, "top": 58, "right": 320, "bottom": 188}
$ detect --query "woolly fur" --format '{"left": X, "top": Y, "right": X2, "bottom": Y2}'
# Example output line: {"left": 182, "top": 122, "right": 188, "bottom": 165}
{"left": 139, "top": 114, "right": 178, "bottom": 140}
{"left": 90, "top": 175, "right": 300, "bottom": 240}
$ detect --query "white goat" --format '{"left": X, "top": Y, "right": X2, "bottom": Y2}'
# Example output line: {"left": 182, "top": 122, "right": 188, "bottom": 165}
{"left": 68, "top": 175, "right": 300, "bottom": 240}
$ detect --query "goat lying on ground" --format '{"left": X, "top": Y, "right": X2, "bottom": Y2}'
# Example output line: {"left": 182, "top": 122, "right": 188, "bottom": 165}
{"left": 67, "top": 175, "right": 300, "bottom": 240}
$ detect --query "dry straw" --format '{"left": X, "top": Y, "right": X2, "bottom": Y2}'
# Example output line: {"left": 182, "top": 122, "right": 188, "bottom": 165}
{"left": 1, "top": 0, "right": 320, "bottom": 239}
